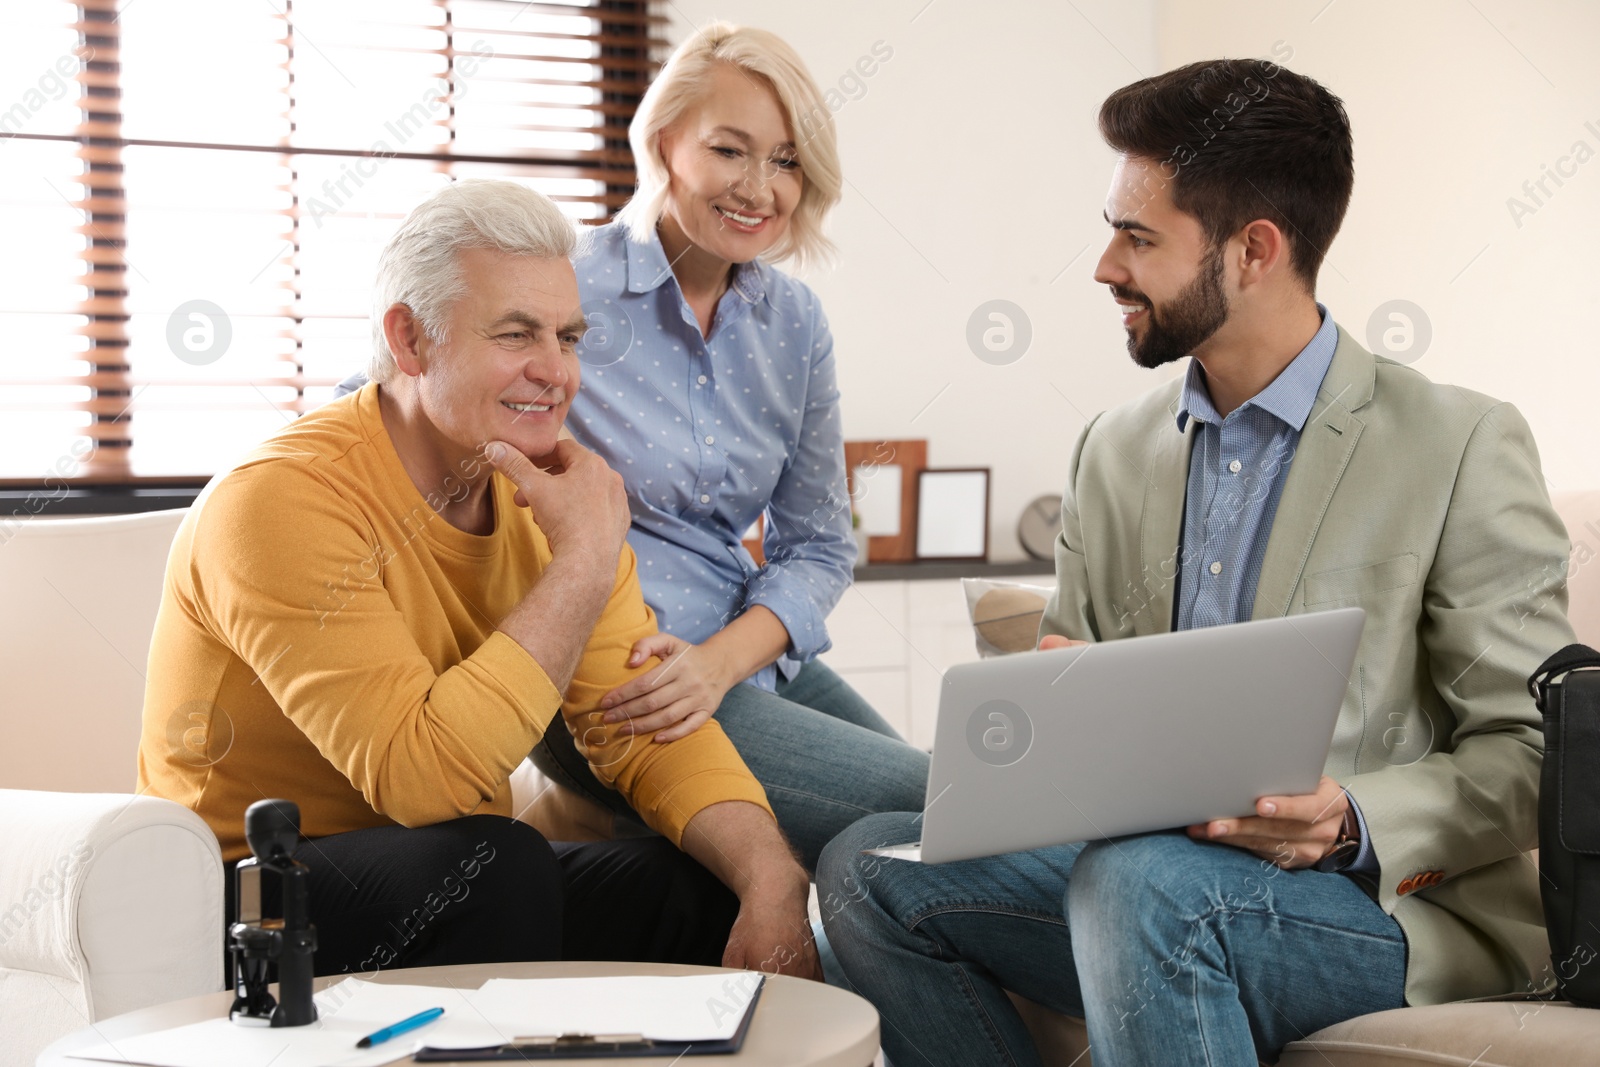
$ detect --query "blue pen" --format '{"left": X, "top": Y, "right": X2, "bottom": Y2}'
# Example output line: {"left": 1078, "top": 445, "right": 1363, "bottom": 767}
{"left": 356, "top": 1006, "right": 445, "bottom": 1049}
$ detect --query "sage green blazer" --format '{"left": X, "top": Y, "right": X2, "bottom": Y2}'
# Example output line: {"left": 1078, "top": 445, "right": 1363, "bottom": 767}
{"left": 1040, "top": 326, "right": 1573, "bottom": 1005}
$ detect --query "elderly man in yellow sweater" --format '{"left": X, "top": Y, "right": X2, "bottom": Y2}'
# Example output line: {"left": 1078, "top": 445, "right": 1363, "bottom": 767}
{"left": 137, "top": 180, "right": 819, "bottom": 978}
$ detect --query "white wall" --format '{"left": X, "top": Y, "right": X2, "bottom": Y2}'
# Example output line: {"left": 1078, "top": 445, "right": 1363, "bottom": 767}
{"left": 1154, "top": 0, "right": 1600, "bottom": 495}
{"left": 666, "top": 0, "right": 1600, "bottom": 559}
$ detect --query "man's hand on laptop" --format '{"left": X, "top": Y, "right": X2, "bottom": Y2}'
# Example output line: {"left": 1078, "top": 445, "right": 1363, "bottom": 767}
{"left": 1185, "top": 774, "right": 1352, "bottom": 869}
{"left": 1038, "top": 634, "right": 1090, "bottom": 650}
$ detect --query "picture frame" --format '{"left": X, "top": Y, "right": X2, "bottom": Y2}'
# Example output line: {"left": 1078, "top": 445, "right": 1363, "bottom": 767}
{"left": 844, "top": 439, "right": 927, "bottom": 564}
{"left": 915, "top": 468, "right": 991, "bottom": 562}
{"left": 741, "top": 514, "right": 765, "bottom": 566}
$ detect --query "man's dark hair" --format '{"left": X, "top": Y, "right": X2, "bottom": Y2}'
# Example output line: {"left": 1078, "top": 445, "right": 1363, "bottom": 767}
{"left": 1098, "top": 59, "right": 1354, "bottom": 289}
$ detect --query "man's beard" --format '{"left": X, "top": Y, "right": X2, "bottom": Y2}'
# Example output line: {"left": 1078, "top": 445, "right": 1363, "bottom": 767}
{"left": 1116, "top": 244, "right": 1230, "bottom": 370}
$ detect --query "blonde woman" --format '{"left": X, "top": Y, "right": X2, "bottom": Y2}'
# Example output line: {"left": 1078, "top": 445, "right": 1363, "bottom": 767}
{"left": 540, "top": 22, "right": 928, "bottom": 870}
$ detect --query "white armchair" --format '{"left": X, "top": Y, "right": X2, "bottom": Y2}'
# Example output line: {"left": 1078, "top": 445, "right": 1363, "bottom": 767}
{"left": 0, "top": 791, "right": 222, "bottom": 1067}
{"left": 0, "top": 510, "right": 222, "bottom": 1067}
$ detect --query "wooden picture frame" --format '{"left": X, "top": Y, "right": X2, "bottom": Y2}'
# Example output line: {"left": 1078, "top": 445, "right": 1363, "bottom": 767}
{"left": 915, "top": 467, "right": 991, "bottom": 562}
{"left": 741, "top": 515, "right": 765, "bottom": 566}
{"left": 843, "top": 439, "right": 927, "bottom": 564}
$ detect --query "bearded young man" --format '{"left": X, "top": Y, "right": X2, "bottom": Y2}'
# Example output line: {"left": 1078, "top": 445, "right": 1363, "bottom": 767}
{"left": 138, "top": 180, "right": 818, "bottom": 979}
{"left": 818, "top": 61, "right": 1572, "bottom": 1065}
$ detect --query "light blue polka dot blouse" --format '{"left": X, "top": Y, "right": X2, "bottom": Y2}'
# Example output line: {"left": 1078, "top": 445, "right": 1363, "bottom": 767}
{"left": 567, "top": 222, "right": 857, "bottom": 691}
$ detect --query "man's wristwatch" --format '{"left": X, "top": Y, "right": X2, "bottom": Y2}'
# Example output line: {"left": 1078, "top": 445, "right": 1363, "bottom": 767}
{"left": 1313, "top": 804, "right": 1362, "bottom": 873}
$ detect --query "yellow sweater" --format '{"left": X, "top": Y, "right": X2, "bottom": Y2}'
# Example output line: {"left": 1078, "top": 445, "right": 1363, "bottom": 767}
{"left": 137, "top": 383, "right": 772, "bottom": 862}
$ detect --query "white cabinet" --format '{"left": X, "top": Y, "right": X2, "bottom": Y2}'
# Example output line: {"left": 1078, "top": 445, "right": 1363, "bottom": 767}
{"left": 819, "top": 577, "right": 992, "bottom": 749}
{"left": 905, "top": 580, "right": 988, "bottom": 749}
{"left": 820, "top": 581, "right": 908, "bottom": 672}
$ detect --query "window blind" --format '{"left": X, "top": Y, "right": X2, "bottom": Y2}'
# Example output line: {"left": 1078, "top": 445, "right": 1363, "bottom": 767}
{"left": 0, "top": 0, "right": 661, "bottom": 484}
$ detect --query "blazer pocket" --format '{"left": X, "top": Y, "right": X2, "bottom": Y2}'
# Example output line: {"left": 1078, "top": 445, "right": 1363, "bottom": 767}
{"left": 1304, "top": 552, "right": 1420, "bottom": 606}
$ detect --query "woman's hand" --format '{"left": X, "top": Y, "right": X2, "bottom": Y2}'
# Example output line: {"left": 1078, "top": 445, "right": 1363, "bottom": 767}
{"left": 599, "top": 634, "right": 736, "bottom": 742}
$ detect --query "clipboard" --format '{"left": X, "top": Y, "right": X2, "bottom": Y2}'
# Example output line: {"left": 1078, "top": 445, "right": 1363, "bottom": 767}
{"left": 412, "top": 976, "right": 764, "bottom": 1060}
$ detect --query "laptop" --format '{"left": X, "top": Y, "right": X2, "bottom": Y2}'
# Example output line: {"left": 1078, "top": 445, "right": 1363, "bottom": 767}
{"left": 902, "top": 608, "right": 1365, "bottom": 864}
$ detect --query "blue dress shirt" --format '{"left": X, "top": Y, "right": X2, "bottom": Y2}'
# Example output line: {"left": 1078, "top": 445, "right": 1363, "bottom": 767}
{"left": 1172, "top": 307, "right": 1375, "bottom": 873}
{"left": 1174, "top": 309, "right": 1337, "bottom": 632}
{"left": 566, "top": 222, "right": 856, "bottom": 691}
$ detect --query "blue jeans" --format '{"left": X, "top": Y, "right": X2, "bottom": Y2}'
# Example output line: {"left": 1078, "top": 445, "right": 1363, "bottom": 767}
{"left": 532, "top": 659, "right": 930, "bottom": 872}
{"left": 818, "top": 813, "right": 1407, "bottom": 1066}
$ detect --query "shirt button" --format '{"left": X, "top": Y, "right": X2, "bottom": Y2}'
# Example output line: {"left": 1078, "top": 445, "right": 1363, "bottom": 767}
{"left": 697, "top": 375, "right": 708, "bottom": 385}
{"left": 705, "top": 435, "right": 715, "bottom": 444}
{"left": 700, "top": 494, "right": 711, "bottom": 504}
{"left": 1209, "top": 561, "right": 1223, "bottom": 575}
{"left": 1228, "top": 459, "right": 1242, "bottom": 473}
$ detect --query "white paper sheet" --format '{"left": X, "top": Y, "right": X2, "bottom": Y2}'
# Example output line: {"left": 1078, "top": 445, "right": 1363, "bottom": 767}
{"left": 66, "top": 972, "right": 766, "bottom": 1066}
{"left": 453, "top": 973, "right": 762, "bottom": 1046}
{"left": 67, "top": 980, "right": 496, "bottom": 1067}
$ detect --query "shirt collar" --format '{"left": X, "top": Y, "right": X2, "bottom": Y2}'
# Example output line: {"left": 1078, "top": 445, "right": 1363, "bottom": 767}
{"left": 623, "top": 224, "right": 772, "bottom": 309}
{"left": 1176, "top": 304, "right": 1338, "bottom": 433}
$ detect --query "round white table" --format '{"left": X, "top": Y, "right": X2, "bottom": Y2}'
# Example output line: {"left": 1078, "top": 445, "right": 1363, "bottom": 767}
{"left": 37, "top": 961, "right": 879, "bottom": 1067}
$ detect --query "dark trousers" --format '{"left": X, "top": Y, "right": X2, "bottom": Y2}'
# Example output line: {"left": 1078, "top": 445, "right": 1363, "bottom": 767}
{"left": 223, "top": 815, "right": 739, "bottom": 978}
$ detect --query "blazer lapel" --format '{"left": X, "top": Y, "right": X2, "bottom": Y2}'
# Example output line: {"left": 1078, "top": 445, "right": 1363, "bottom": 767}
{"left": 1251, "top": 328, "right": 1376, "bottom": 619}
{"left": 1141, "top": 395, "right": 1196, "bottom": 633}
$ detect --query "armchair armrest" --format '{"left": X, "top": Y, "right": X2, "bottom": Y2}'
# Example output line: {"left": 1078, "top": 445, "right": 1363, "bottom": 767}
{"left": 0, "top": 790, "right": 223, "bottom": 1067}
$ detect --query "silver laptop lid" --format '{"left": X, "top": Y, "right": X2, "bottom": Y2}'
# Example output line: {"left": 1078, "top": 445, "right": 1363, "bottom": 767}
{"left": 920, "top": 608, "right": 1364, "bottom": 864}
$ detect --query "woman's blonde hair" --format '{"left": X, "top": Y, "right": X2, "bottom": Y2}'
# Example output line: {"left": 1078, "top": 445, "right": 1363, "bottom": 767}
{"left": 615, "top": 21, "right": 841, "bottom": 269}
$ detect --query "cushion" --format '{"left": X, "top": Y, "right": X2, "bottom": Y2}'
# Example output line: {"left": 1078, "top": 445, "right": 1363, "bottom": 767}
{"left": 1277, "top": 1000, "right": 1600, "bottom": 1066}
{"left": 964, "top": 579, "right": 1051, "bottom": 657}
{"left": 1010, "top": 995, "right": 1600, "bottom": 1066}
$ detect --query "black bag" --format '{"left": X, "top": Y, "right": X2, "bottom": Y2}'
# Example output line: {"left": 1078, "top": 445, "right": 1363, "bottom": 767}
{"left": 1528, "top": 644, "right": 1600, "bottom": 1007}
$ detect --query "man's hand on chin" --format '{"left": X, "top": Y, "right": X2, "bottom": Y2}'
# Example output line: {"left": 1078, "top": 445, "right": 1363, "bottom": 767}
{"left": 678, "top": 800, "right": 822, "bottom": 981}
{"left": 485, "top": 437, "right": 629, "bottom": 561}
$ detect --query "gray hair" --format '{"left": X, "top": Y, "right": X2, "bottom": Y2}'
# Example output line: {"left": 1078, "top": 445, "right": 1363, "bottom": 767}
{"left": 368, "top": 179, "right": 580, "bottom": 384}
